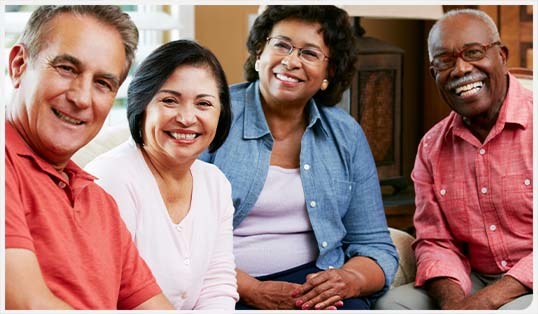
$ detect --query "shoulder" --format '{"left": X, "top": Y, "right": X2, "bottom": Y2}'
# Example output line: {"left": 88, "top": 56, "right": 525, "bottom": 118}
{"left": 192, "top": 159, "right": 230, "bottom": 186}
{"left": 229, "top": 81, "right": 251, "bottom": 96}
{"left": 85, "top": 140, "right": 140, "bottom": 179}
{"left": 317, "top": 105, "right": 366, "bottom": 144}
{"left": 228, "top": 82, "right": 252, "bottom": 116}
{"left": 417, "top": 114, "right": 455, "bottom": 159}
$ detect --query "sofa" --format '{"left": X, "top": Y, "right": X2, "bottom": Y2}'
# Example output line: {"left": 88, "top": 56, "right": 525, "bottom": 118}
{"left": 73, "top": 124, "right": 416, "bottom": 288}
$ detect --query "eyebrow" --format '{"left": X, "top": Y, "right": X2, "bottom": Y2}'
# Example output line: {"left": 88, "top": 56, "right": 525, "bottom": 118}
{"left": 158, "top": 89, "right": 217, "bottom": 99}
{"left": 271, "top": 35, "right": 323, "bottom": 50}
{"left": 433, "top": 42, "right": 486, "bottom": 56}
{"left": 50, "top": 54, "right": 121, "bottom": 89}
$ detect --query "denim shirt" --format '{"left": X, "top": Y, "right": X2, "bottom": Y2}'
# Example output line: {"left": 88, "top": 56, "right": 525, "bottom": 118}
{"left": 200, "top": 81, "right": 398, "bottom": 292}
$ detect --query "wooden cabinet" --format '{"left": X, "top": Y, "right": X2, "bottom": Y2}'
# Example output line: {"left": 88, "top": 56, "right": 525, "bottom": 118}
{"left": 350, "top": 34, "right": 405, "bottom": 188}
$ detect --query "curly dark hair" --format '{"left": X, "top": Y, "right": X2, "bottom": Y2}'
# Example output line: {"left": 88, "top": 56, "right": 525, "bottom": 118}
{"left": 244, "top": 5, "right": 359, "bottom": 106}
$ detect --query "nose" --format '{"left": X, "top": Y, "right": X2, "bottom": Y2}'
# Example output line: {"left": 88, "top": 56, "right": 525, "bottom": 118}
{"left": 283, "top": 48, "right": 301, "bottom": 69}
{"left": 66, "top": 75, "right": 92, "bottom": 109}
{"left": 451, "top": 56, "right": 474, "bottom": 77}
{"left": 176, "top": 104, "right": 196, "bottom": 126}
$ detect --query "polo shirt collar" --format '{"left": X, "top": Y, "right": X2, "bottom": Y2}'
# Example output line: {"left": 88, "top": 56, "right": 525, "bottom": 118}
{"left": 6, "top": 121, "right": 95, "bottom": 182}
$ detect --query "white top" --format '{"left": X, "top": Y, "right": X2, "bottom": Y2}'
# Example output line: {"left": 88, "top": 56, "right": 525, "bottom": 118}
{"left": 85, "top": 139, "right": 238, "bottom": 310}
{"left": 233, "top": 166, "right": 318, "bottom": 276}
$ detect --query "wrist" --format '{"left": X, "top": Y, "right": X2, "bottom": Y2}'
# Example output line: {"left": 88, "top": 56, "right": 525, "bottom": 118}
{"left": 339, "top": 268, "right": 363, "bottom": 298}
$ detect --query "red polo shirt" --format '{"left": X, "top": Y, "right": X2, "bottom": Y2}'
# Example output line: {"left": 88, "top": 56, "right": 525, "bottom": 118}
{"left": 5, "top": 122, "right": 161, "bottom": 309}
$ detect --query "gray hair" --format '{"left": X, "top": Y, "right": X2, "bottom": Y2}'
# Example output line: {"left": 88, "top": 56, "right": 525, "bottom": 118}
{"left": 427, "top": 9, "right": 500, "bottom": 60}
{"left": 19, "top": 5, "right": 139, "bottom": 81}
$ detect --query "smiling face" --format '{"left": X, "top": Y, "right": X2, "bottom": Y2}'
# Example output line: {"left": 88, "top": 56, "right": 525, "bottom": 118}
{"left": 142, "top": 65, "right": 221, "bottom": 167}
{"left": 257, "top": 19, "right": 330, "bottom": 107}
{"left": 429, "top": 14, "right": 508, "bottom": 122}
{"left": 8, "top": 13, "right": 126, "bottom": 169}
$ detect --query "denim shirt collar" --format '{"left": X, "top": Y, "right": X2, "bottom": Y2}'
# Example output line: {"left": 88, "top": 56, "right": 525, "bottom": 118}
{"left": 242, "top": 81, "right": 327, "bottom": 140}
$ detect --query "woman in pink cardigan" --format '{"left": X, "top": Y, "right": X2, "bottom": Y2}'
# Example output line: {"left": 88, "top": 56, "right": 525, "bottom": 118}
{"left": 86, "top": 40, "right": 237, "bottom": 310}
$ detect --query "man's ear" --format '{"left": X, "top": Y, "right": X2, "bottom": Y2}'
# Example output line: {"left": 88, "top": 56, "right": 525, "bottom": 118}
{"left": 9, "top": 44, "right": 29, "bottom": 89}
{"left": 429, "top": 66, "right": 437, "bottom": 80}
{"left": 500, "top": 45, "right": 509, "bottom": 65}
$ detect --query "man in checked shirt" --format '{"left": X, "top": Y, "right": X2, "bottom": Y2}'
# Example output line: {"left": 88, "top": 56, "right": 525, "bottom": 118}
{"left": 375, "top": 9, "right": 532, "bottom": 310}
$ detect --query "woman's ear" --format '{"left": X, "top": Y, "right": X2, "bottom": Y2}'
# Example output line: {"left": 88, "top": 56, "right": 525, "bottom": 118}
{"left": 9, "top": 44, "right": 29, "bottom": 89}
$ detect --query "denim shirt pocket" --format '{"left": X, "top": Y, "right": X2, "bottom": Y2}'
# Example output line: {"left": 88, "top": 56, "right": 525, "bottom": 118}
{"left": 434, "top": 181, "right": 469, "bottom": 237}
{"left": 501, "top": 174, "right": 533, "bottom": 236}
{"left": 333, "top": 180, "right": 355, "bottom": 217}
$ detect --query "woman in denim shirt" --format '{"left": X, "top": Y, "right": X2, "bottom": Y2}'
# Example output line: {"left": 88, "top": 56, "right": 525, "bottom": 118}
{"left": 200, "top": 5, "right": 398, "bottom": 310}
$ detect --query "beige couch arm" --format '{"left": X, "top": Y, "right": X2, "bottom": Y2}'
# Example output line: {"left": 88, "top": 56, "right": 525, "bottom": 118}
{"left": 389, "top": 227, "right": 416, "bottom": 288}
{"left": 73, "top": 125, "right": 131, "bottom": 167}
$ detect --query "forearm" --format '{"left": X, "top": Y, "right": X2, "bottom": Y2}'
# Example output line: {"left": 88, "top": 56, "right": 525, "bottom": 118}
{"left": 425, "top": 277, "right": 465, "bottom": 309}
{"left": 236, "top": 268, "right": 261, "bottom": 306}
{"left": 6, "top": 290, "right": 73, "bottom": 310}
{"left": 469, "top": 275, "right": 531, "bottom": 309}
{"left": 6, "top": 248, "right": 73, "bottom": 310}
{"left": 342, "top": 256, "right": 385, "bottom": 297}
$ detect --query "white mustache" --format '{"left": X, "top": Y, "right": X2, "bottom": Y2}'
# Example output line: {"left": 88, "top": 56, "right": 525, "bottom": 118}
{"left": 445, "top": 73, "right": 487, "bottom": 90}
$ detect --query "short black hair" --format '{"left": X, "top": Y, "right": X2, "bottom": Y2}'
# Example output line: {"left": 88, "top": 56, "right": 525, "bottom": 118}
{"left": 244, "top": 5, "right": 359, "bottom": 105}
{"left": 127, "top": 39, "right": 231, "bottom": 153}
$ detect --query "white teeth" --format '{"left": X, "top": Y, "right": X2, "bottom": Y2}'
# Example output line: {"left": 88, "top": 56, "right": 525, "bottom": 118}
{"left": 276, "top": 73, "right": 299, "bottom": 82}
{"left": 170, "top": 132, "right": 196, "bottom": 140}
{"left": 455, "top": 81, "right": 483, "bottom": 95}
{"left": 53, "top": 109, "right": 83, "bottom": 125}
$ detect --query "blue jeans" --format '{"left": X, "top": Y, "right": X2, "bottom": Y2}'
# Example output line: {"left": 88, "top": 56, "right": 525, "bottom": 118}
{"left": 236, "top": 262, "right": 372, "bottom": 310}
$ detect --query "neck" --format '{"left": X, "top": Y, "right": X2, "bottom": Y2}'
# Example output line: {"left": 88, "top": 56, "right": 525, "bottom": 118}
{"left": 262, "top": 100, "right": 308, "bottom": 141}
{"left": 141, "top": 147, "right": 191, "bottom": 184}
{"left": 462, "top": 101, "right": 502, "bottom": 143}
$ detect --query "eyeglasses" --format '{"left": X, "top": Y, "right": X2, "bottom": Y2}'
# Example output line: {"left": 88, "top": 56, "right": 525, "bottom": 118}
{"left": 431, "top": 42, "right": 502, "bottom": 71}
{"left": 266, "top": 37, "right": 329, "bottom": 65}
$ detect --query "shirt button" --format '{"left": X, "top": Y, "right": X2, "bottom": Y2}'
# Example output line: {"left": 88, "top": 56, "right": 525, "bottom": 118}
{"left": 489, "top": 224, "right": 496, "bottom": 231}
{"left": 481, "top": 187, "right": 488, "bottom": 194}
{"left": 524, "top": 179, "right": 531, "bottom": 186}
{"left": 58, "top": 181, "right": 67, "bottom": 189}
{"left": 424, "top": 143, "right": 429, "bottom": 147}
{"left": 501, "top": 260, "right": 507, "bottom": 267}
{"left": 479, "top": 148, "right": 486, "bottom": 155}
{"left": 303, "top": 164, "right": 311, "bottom": 170}
{"left": 181, "top": 291, "right": 188, "bottom": 299}
{"left": 310, "top": 201, "right": 317, "bottom": 208}
{"left": 321, "top": 241, "right": 328, "bottom": 248}
{"left": 440, "top": 189, "right": 447, "bottom": 196}
{"left": 184, "top": 258, "right": 190, "bottom": 265}
{"left": 176, "top": 225, "right": 182, "bottom": 232}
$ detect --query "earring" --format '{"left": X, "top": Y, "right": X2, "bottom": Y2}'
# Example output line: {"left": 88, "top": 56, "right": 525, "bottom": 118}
{"left": 320, "top": 79, "right": 329, "bottom": 91}
{"left": 255, "top": 59, "right": 260, "bottom": 72}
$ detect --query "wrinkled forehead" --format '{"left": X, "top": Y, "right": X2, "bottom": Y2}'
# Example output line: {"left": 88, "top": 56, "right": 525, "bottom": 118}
{"left": 430, "top": 14, "right": 494, "bottom": 52}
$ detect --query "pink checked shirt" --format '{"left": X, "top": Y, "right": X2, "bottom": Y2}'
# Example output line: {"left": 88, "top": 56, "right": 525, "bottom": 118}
{"left": 411, "top": 73, "right": 532, "bottom": 295}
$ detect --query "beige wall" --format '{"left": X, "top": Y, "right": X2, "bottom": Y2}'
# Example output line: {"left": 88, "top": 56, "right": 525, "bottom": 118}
{"left": 195, "top": 5, "right": 258, "bottom": 84}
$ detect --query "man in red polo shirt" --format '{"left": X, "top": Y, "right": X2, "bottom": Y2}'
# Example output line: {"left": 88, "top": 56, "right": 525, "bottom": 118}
{"left": 5, "top": 5, "right": 174, "bottom": 310}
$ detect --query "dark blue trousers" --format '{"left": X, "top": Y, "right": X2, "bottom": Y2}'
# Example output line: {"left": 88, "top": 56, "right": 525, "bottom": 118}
{"left": 236, "top": 262, "right": 372, "bottom": 310}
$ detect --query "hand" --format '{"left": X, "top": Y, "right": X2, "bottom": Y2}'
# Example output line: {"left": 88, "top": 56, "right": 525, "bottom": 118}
{"left": 293, "top": 269, "right": 360, "bottom": 310}
{"left": 247, "top": 280, "right": 302, "bottom": 310}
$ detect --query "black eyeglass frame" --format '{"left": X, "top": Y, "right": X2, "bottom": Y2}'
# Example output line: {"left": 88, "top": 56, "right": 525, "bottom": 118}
{"left": 265, "top": 36, "right": 330, "bottom": 64}
{"left": 430, "top": 41, "right": 502, "bottom": 71}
